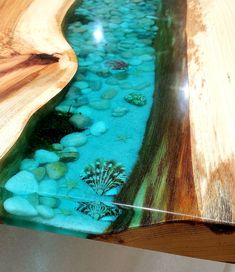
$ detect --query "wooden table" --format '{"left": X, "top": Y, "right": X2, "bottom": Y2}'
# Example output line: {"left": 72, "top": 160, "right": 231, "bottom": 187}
{"left": 0, "top": 0, "right": 234, "bottom": 263}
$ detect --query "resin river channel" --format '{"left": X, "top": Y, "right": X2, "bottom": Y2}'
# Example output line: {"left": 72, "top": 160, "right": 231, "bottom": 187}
{"left": 1, "top": 0, "right": 159, "bottom": 235}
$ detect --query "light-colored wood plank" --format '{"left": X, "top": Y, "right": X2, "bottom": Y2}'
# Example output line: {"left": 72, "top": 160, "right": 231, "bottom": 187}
{"left": 187, "top": 0, "right": 235, "bottom": 222}
{"left": 0, "top": 0, "right": 77, "bottom": 159}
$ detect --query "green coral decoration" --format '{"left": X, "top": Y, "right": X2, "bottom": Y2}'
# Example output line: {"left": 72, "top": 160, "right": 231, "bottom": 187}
{"left": 124, "top": 93, "right": 147, "bottom": 107}
{"left": 80, "top": 159, "right": 126, "bottom": 195}
{"left": 77, "top": 201, "right": 121, "bottom": 220}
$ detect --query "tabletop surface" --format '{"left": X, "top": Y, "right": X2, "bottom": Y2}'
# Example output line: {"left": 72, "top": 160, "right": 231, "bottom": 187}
{"left": 0, "top": 0, "right": 235, "bottom": 262}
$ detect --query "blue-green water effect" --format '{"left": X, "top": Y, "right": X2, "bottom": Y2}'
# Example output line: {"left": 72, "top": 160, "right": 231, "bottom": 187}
{"left": 2, "top": 0, "right": 158, "bottom": 235}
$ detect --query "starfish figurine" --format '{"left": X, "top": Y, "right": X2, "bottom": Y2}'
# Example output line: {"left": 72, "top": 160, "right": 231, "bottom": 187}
{"left": 116, "top": 134, "right": 131, "bottom": 143}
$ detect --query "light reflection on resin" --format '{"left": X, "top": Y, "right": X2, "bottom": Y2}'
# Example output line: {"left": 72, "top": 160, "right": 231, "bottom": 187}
{"left": 1, "top": 0, "right": 158, "bottom": 235}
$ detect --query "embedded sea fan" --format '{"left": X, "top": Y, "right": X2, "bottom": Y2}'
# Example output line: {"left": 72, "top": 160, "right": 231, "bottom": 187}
{"left": 80, "top": 159, "right": 126, "bottom": 195}
{"left": 77, "top": 201, "right": 121, "bottom": 220}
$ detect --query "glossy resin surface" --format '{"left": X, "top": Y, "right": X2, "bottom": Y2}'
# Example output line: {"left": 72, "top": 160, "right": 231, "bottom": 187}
{"left": 0, "top": 0, "right": 235, "bottom": 262}
{"left": 1, "top": 0, "right": 160, "bottom": 235}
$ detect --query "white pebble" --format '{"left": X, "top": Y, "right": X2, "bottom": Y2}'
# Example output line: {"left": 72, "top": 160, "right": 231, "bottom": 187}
{"left": 90, "top": 121, "right": 108, "bottom": 136}
{"left": 36, "top": 205, "right": 55, "bottom": 219}
{"left": 5, "top": 171, "right": 38, "bottom": 195}
{"left": 4, "top": 196, "right": 38, "bottom": 217}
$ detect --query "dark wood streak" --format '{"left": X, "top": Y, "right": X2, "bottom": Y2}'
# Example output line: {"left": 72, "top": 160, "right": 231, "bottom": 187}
{"left": 0, "top": 53, "right": 59, "bottom": 77}
{"left": 110, "top": 0, "right": 199, "bottom": 232}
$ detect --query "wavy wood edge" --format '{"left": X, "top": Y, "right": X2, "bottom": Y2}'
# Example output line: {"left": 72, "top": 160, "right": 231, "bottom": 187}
{"left": 187, "top": 0, "right": 235, "bottom": 221}
{"left": 0, "top": 0, "right": 77, "bottom": 160}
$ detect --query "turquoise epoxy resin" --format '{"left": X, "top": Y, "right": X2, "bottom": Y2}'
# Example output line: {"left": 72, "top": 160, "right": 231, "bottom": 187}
{"left": 1, "top": 0, "right": 158, "bottom": 235}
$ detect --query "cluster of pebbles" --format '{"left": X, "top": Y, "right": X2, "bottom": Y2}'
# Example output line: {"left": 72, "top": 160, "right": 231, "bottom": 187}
{"left": 3, "top": 0, "right": 158, "bottom": 232}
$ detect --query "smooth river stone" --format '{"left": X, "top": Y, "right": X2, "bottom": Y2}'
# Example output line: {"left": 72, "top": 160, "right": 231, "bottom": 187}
{"left": 105, "top": 78, "right": 119, "bottom": 86}
{"left": 74, "top": 81, "right": 89, "bottom": 89}
{"left": 89, "top": 99, "right": 110, "bottom": 110}
{"left": 112, "top": 107, "right": 129, "bottom": 117}
{"left": 39, "top": 179, "right": 58, "bottom": 196}
{"left": 89, "top": 80, "right": 102, "bottom": 91}
{"left": 81, "top": 88, "right": 92, "bottom": 95}
{"left": 46, "top": 162, "right": 67, "bottom": 180}
{"left": 69, "top": 114, "right": 92, "bottom": 129}
{"left": 74, "top": 96, "right": 89, "bottom": 107}
{"left": 4, "top": 196, "right": 38, "bottom": 217}
{"left": 90, "top": 121, "right": 108, "bottom": 136}
{"left": 52, "top": 143, "right": 63, "bottom": 151}
{"left": 101, "top": 89, "right": 118, "bottom": 100}
{"left": 34, "top": 150, "right": 59, "bottom": 164}
{"left": 20, "top": 159, "right": 39, "bottom": 171}
{"left": 60, "top": 133, "right": 87, "bottom": 147}
{"left": 5, "top": 171, "right": 38, "bottom": 195}
{"left": 74, "top": 106, "right": 92, "bottom": 117}
{"left": 31, "top": 167, "right": 46, "bottom": 181}
{"left": 66, "top": 85, "right": 81, "bottom": 98}
{"left": 59, "top": 147, "right": 79, "bottom": 163}
{"left": 36, "top": 205, "right": 55, "bottom": 219}
{"left": 133, "top": 82, "right": 151, "bottom": 90}
{"left": 39, "top": 197, "right": 58, "bottom": 208}
{"left": 113, "top": 72, "right": 128, "bottom": 80}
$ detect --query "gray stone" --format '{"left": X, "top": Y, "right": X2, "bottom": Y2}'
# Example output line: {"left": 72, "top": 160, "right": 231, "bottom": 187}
{"left": 74, "top": 96, "right": 89, "bottom": 107}
{"left": 51, "top": 143, "right": 63, "bottom": 151}
{"left": 20, "top": 159, "right": 39, "bottom": 171}
{"left": 74, "top": 81, "right": 89, "bottom": 89}
{"left": 59, "top": 147, "right": 79, "bottom": 163}
{"left": 5, "top": 171, "right": 38, "bottom": 195}
{"left": 112, "top": 107, "right": 129, "bottom": 117}
{"left": 31, "top": 167, "right": 46, "bottom": 181}
{"left": 101, "top": 89, "right": 118, "bottom": 100}
{"left": 46, "top": 162, "right": 67, "bottom": 180}
{"left": 89, "top": 99, "right": 110, "bottom": 110}
{"left": 69, "top": 114, "right": 92, "bottom": 129}
{"left": 4, "top": 196, "right": 38, "bottom": 217}
{"left": 39, "top": 197, "right": 58, "bottom": 208}
{"left": 89, "top": 80, "right": 102, "bottom": 91}
{"left": 36, "top": 205, "right": 55, "bottom": 219}
{"left": 34, "top": 150, "right": 59, "bottom": 164}
{"left": 133, "top": 82, "right": 150, "bottom": 90}
{"left": 90, "top": 121, "right": 108, "bottom": 136}
{"left": 61, "top": 132, "right": 87, "bottom": 147}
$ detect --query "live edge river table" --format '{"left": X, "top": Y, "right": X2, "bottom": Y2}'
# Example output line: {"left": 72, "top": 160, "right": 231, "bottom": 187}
{"left": 0, "top": 0, "right": 235, "bottom": 263}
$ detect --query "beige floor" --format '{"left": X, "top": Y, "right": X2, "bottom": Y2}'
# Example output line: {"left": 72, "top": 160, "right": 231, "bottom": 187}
{"left": 0, "top": 224, "right": 233, "bottom": 272}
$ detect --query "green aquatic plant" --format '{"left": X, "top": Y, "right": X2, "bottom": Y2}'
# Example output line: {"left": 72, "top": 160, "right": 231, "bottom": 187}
{"left": 77, "top": 201, "right": 121, "bottom": 220}
{"left": 26, "top": 110, "right": 78, "bottom": 155}
{"left": 80, "top": 159, "right": 126, "bottom": 195}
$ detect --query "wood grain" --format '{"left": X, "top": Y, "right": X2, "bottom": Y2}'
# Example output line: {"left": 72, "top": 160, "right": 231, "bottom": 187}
{"left": 0, "top": 0, "right": 235, "bottom": 263}
{"left": 0, "top": 0, "right": 77, "bottom": 160}
{"left": 95, "top": 221, "right": 235, "bottom": 263}
{"left": 187, "top": 0, "right": 235, "bottom": 223}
